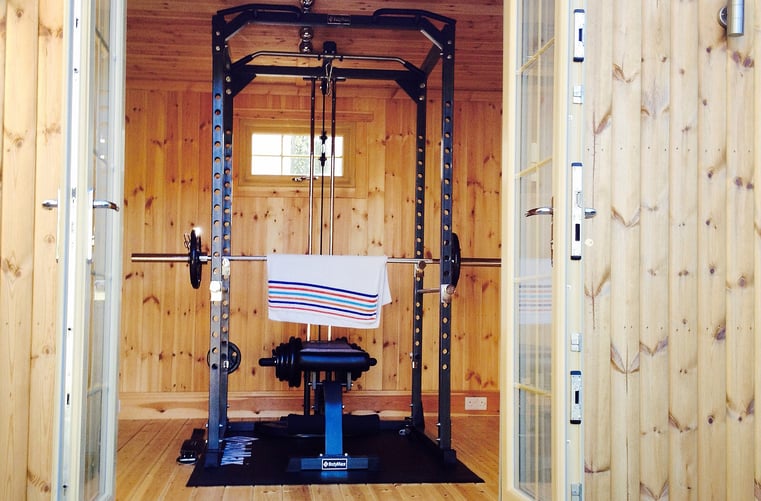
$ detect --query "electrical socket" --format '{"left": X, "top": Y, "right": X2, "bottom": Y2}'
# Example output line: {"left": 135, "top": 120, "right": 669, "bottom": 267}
{"left": 464, "top": 396, "right": 487, "bottom": 411}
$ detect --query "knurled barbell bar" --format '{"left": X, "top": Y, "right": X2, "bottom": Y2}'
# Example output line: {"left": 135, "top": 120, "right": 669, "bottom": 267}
{"left": 131, "top": 229, "right": 499, "bottom": 290}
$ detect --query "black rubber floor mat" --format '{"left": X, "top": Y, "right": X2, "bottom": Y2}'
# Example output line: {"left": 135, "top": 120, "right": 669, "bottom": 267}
{"left": 186, "top": 424, "right": 483, "bottom": 486}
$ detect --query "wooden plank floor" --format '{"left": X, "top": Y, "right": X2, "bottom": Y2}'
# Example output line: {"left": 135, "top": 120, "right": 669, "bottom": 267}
{"left": 116, "top": 415, "right": 499, "bottom": 500}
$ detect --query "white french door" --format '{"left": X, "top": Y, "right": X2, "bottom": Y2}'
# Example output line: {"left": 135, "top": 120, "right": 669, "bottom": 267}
{"left": 501, "top": 1, "right": 587, "bottom": 500}
{"left": 53, "top": 0, "right": 126, "bottom": 499}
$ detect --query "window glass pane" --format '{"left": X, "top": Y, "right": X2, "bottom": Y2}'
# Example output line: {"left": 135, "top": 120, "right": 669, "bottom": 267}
{"left": 251, "top": 132, "right": 344, "bottom": 177}
{"left": 252, "top": 133, "right": 283, "bottom": 156}
{"left": 540, "top": 0, "right": 555, "bottom": 49}
{"left": 284, "top": 134, "right": 308, "bottom": 156}
{"left": 538, "top": 50, "right": 554, "bottom": 161}
{"left": 286, "top": 156, "right": 309, "bottom": 176}
{"left": 517, "top": 390, "right": 552, "bottom": 499}
{"left": 253, "top": 156, "right": 283, "bottom": 175}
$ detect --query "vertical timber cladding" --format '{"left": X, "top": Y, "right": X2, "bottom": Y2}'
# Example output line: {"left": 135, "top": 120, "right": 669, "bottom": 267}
{"left": 205, "top": 4, "right": 457, "bottom": 462}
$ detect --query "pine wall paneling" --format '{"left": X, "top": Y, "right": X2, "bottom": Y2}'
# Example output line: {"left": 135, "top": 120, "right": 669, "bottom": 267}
{"left": 669, "top": 1, "right": 700, "bottom": 497}
{"left": 0, "top": 3, "right": 38, "bottom": 499}
{"left": 697, "top": 2, "right": 729, "bottom": 496}
{"left": 29, "top": 1, "right": 63, "bottom": 497}
{"left": 0, "top": 1, "right": 63, "bottom": 499}
{"left": 582, "top": 0, "right": 614, "bottom": 496}
{"left": 725, "top": 10, "right": 756, "bottom": 499}
{"left": 609, "top": 0, "right": 643, "bottom": 497}
{"left": 581, "top": 0, "right": 761, "bottom": 499}
{"left": 639, "top": 0, "right": 671, "bottom": 497}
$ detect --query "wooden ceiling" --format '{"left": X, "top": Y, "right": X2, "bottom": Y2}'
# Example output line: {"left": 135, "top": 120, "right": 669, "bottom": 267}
{"left": 126, "top": 0, "right": 503, "bottom": 95}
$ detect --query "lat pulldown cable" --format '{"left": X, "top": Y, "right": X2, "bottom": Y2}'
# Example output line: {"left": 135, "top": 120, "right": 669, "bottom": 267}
{"left": 308, "top": 78, "right": 316, "bottom": 255}
{"left": 316, "top": 58, "right": 337, "bottom": 256}
{"left": 329, "top": 68, "right": 337, "bottom": 256}
{"left": 307, "top": 55, "right": 338, "bottom": 342}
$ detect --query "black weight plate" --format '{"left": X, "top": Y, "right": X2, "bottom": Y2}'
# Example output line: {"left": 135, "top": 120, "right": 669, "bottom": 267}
{"left": 227, "top": 342, "right": 241, "bottom": 374}
{"left": 206, "top": 342, "right": 242, "bottom": 374}
{"left": 188, "top": 229, "right": 202, "bottom": 289}
{"left": 450, "top": 232, "right": 461, "bottom": 287}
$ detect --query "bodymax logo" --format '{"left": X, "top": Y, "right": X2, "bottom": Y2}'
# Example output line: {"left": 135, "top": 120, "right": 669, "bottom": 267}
{"left": 326, "top": 15, "right": 351, "bottom": 26}
{"left": 321, "top": 458, "right": 348, "bottom": 470}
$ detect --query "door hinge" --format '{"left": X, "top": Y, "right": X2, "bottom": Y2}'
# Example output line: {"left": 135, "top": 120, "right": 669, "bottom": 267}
{"left": 573, "top": 85, "right": 584, "bottom": 104}
{"left": 571, "top": 482, "right": 583, "bottom": 501}
{"left": 571, "top": 332, "right": 582, "bottom": 352}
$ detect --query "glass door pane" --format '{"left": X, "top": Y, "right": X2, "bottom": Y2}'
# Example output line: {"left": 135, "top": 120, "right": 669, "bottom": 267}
{"left": 513, "top": 1, "right": 555, "bottom": 499}
{"left": 85, "top": 0, "right": 124, "bottom": 498}
{"left": 84, "top": 7, "right": 111, "bottom": 496}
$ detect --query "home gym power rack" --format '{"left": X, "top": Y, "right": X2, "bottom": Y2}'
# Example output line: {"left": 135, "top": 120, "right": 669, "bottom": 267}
{"left": 138, "top": 3, "right": 461, "bottom": 468}
{"left": 207, "top": 3, "right": 459, "bottom": 468}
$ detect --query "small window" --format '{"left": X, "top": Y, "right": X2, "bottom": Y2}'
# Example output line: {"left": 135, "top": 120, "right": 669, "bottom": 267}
{"left": 250, "top": 132, "right": 344, "bottom": 178}
{"left": 236, "top": 119, "right": 358, "bottom": 196}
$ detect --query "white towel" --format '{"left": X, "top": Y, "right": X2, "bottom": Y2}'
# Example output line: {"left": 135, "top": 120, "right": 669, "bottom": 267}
{"left": 267, "top": 254, "right": 391, "bottom": 329}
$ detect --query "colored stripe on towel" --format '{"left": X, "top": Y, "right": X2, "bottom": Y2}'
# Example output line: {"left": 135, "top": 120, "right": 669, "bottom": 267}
{"left": 268, "top": 280, "right": 382, "bottom": 322}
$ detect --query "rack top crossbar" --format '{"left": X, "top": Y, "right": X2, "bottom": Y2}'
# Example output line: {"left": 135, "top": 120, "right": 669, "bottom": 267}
{"left": 216, "top": 4, "right": 455, "bottom": 28}
{"left": 214, "top": 4, "right": 455, "bottom": 50}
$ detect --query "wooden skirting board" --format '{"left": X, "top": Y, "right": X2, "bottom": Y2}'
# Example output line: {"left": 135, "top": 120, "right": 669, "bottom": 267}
{"left": 119, "top": 390, "right": 499, "bottom": 420}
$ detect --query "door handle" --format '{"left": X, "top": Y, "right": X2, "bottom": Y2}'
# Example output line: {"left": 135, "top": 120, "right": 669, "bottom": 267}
{"left": 525, "top": 205, "right": 555, "bottom": 265}
{"left": 93, "top": 200, "right": 120, "bottom": 211}
{"left": 88, "top": 197, "right": 119, "bottom": 262}
{"left": 525, "top": 206, "right": 595, "bottom": 218}
{"left": 41, "top": 199, "right": 119, "bottom": 212}
{"left": 525, "top": 206, "right": 553, "bottom": 217}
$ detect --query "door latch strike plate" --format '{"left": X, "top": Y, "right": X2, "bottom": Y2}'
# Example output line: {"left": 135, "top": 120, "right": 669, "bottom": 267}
{"left": 570, "top": 370, "right": 582, "bottom": 424}
{"left": 573, "top": 10, "right": 585, "bottom": 62}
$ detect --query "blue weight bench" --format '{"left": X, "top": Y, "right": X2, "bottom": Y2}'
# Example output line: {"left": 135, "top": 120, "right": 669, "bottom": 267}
{"left": 259, "top": 337, "right": 377, "bottom": 472}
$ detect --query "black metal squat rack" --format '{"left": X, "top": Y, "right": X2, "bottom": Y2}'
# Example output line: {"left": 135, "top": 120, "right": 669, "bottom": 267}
{"left": 205, "top": 3, "right": 457, "bottom": 467}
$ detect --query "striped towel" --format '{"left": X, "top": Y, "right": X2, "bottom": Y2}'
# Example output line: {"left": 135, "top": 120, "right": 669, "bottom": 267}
{"left": 267, "top": 254, "right": 391, "bottom": 329}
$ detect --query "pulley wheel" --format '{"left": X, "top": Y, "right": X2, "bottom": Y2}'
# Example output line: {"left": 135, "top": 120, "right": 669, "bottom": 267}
{"left": 188, "top": 229, "right": 203, "bottom": 289}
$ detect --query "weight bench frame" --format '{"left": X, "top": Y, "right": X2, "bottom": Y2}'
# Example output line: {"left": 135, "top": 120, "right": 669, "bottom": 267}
{"left": 288, "top": 380, "right": 373, "bottom": 472}
{"left": 260, "top": 337, "right": 377, "bottom": 471}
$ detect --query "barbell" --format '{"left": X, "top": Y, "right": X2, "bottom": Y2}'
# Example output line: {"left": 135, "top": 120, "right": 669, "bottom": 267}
{"left": 131, "top": 229, "right": 499, "bottom": 290}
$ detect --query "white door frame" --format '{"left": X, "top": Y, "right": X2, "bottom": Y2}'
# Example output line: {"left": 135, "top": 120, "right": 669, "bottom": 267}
{"left": 52, "top": 0, "right": 126, "bottom": 498}
{"left": 500, "top": 1, "right": 586, "bottom": 499}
